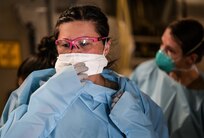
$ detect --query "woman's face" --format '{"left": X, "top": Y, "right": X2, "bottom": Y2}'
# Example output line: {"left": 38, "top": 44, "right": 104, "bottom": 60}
{"left": 160, "top": 28, "right": 190, "bottom": 69}
{"left": 56, "top": 21, "right": 109, "bottom": 55}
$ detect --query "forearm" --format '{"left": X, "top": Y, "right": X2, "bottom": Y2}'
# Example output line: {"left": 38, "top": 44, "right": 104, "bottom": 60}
{"left": 1, "top": 66, "right": 82, "bottom": 138}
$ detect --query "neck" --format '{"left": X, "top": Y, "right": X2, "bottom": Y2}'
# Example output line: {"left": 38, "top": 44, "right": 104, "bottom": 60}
{"left": 168, "top": 67, "right": 199, "bottom": 86}
{"left": 88, "top": 74, "right": 119, "bottom": 90}
{"left": 88, "top": 74, "right": 104, "bottom": 86}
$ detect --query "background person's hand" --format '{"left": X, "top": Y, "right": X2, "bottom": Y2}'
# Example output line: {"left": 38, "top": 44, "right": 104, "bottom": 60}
{"left": 74, "top": 62, "right": 88, "bottom": 84}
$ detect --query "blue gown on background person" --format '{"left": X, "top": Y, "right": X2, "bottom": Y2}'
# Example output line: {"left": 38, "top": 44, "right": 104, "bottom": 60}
{"left": 130, "top": 59, "right": 204, "bottom": 138}
{"left": 0, "top": 66, "right": 168, "bottom": 138}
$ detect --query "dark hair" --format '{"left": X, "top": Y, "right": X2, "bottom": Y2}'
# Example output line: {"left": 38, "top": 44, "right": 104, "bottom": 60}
{"left": 17, "top": 36, "right": 58, "bottom": 81}
{"left": 17, "top": 55, "right": 48, "bottom": 81}
{"left": 54, "top": 5, "right": 109, "bottom": 39}
{"left": 168, "top": 18, "right": 204, "bottom": 63}
{"left": 37, "top": 35, "right": 58, "bottom": 65}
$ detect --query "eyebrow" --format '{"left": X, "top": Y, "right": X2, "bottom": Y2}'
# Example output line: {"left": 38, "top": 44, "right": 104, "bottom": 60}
{"left": 161, "top": 41, "right": 177, "bottom": 53}
{"left": 61, "top": 36, "right": 99, "bottom": 40}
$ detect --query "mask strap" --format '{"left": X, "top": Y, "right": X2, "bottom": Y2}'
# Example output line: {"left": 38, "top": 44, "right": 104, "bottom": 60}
{"left": 175, "top": 64, "right": 198, "bottom": 73}
{"left": 186, "top": 38, "right": 203, "bottom": 55}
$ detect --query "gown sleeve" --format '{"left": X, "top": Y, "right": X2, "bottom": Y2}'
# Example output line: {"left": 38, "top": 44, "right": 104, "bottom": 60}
{"left": 0, "top": 68, "right": 55, "bottom": 127}
{"left": 0, "top": 66, "right": 82, "bottom": 138}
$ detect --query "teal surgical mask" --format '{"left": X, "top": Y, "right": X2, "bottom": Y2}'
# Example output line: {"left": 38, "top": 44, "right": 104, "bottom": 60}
{"left": 155, "top": 50, "right": 175, "bottom": 72}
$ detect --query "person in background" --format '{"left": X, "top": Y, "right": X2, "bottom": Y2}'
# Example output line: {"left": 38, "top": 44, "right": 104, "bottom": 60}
{"left": 17, "top": 35, "right": 58, "bottom": 86}
{"left": 0, "top": 5, "right": 168, "bottom": 138}
{"left": 0, "top": 35, "right": 57, "bottom": 126}
{"left": 130, "top": 18, "right": 204, "bottom": 138}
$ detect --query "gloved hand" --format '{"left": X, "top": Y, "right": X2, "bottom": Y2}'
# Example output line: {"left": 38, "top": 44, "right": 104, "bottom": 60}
{"left": 111, "top": 91, "right": 123, "bottom": 109}
{"left": 74, "top": 62, "right": 88, "bottom": 84}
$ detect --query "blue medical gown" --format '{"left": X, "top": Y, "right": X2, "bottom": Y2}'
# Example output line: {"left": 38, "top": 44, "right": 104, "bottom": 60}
{"left": 130, "top": 60, "right": 204, "bottom": 138}
{"left": 0, "top": 65, "right": 168, "bottom": 138}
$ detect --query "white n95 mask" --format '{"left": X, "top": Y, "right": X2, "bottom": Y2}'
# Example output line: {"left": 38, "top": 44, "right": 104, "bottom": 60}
{"left": 55, "top": 53, "right": 108, "bottom": 76}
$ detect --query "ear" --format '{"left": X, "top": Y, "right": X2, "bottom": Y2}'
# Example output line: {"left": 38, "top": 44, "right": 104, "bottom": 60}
{"left": 186, "top": 53, "right": 198, "bottom": 65}
{"left": 103, "top": 39, "right": 111, "bottom": 56}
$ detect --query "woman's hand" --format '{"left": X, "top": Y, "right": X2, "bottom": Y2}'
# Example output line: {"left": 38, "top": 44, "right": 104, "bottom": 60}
{"left": 111, "top": 92, "right": 123, "bottom": 109}
{"left": 74, "top": 62, "right": 88, "bottom": 84}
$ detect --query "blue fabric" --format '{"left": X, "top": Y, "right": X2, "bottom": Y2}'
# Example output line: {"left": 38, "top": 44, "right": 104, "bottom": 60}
{"left": 0, "top": 68, "right": 55, "bottom": 127}
{"left": 130, "top": 59, "right": 204, "bottom": 138}
{"left": 0, "top": 66, "right": 168, "bottom": 138}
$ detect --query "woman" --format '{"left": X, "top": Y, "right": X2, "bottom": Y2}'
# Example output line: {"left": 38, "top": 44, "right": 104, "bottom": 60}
{"left": 0, "top": 5, "right": 168, "bottom": 138}
{"left": 130, "top": 19, "right": 204, "bottom": 138}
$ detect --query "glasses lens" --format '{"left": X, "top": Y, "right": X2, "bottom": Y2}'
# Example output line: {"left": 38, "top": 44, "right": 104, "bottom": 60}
{"left": 76, "top": 38, "right": 93, "bottom": 50}
{"left": 56, "top": 40, "right": 71, "bottom": 49}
